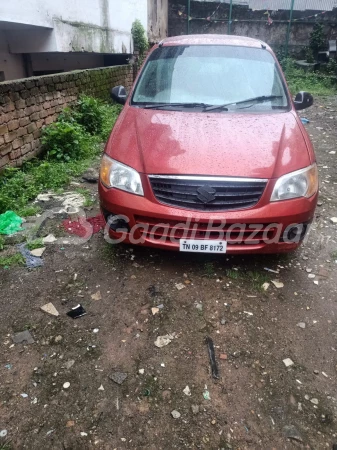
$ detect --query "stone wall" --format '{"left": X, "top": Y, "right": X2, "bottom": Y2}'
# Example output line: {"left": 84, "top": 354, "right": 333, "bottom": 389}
{"left": 0, "top": 65, "right": 133, "bottom": 170}
{"left": 169, "top": 0, "right": 337, "bottom": 56}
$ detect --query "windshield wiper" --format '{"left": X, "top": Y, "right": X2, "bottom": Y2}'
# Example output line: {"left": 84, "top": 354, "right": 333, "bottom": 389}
{"left": 143, "top": 102, "right": 211, "bottom": 109}
{"left": 204, "top": 95, "right": 283, "bottom": 112}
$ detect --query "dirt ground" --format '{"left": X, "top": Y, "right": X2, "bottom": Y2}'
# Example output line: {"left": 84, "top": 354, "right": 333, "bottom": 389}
{"left": 1, "top": 97, "right": 337, "bottom": 450}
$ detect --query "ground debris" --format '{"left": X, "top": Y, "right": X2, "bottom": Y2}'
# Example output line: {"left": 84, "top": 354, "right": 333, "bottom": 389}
{"left": 283, "top": 425, "right": 303, "bottom": 442}
{"left": 109, "top": 371, "right": 128, "bottom": 385}
{"left": 12, "top": 330, "right": 34, "bottom": 345}
{"left": 67, "top": 304, "right": 87, "bottom": 319}
{"left": 30, "top": 247, "right": 45, "bottom": 257}
{"left": 43, "top": 234, "right": 57, "bottom": 244}
{"left": 40, "top": 302, "right": 59, "bottom": 317}
{"left": 272, "top": 280, "right": 284, "bottom": 289}
{"left": 191, "top": 405, "right": 199, "bottom": 414}
{"left": 205, "top": 336, "right": 219, "bottom": 379}
{"left": 171, "top": 410, "right": 181, "bottom": 419}
{"left": 82, "top": 168, "right": 99, "bottom": 183}
{"left": 91, "top": 291, "right": 102, "bottom": 301}
{"left": 183, "top": 385, "right": 191, "bottom": 396}
{"left": 154, "top": 334, "right": 175, "bottom": 348}
{"left": 283, "top": 358, "right": 294, "bottom": 367}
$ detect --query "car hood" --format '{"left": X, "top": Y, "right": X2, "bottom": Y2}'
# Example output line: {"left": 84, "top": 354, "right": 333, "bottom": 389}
{"left": 106, "top": 107, "right": 311, "bottom": 179}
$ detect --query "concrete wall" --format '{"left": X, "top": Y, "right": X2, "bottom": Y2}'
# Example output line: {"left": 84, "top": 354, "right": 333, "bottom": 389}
{"left": 0, "top": 65, "right": 133, "bottom": 170}
{"left": 169, "top": 0, "right": 337, "bottom": 56}
{"left": 0, "top": 0, "right": 148, "bottom": 54}
{"left": 148, "top": 0, "right": 169, "bottom": 42}
{"left": 0, "top": 31, "right": 26, "bottom": 81}
{"left": 30, "top": 54, "right": 105, "bottom": 73}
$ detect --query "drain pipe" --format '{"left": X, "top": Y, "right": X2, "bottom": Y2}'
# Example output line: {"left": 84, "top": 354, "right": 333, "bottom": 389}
{"left": 187, "top": 0, "right": 191, "bottom": 34}
{"left": 228, "top": 0, "right": 233, "bottom": 34}
{"left": 285, "top": 0, "right": 295, "bottom": 57}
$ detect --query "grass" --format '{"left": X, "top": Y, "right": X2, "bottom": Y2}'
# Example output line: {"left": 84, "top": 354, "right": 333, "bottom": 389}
{"left": 245, "top": 270, "right": 270, "bottom": 291}
{"left": 0, "top": 99, "right": 121, "bottom": 217}
{"left": 204, "top": 262, "right": 215, "bottom": 277}
{"left": 330, "top": 250, "right": 337, "bottom": 260}
{"left": 26, "top": 238, "right": 44, "bottom": 251}
{"left": 0, "top": 154, "right": 99, "bottom": 217}
{"left": 282, "top": 58, "right": 337, "bottom": 96}
{"left": 75, "top": 187, "right": 95, "bottom": 207}
{"left": 102, "top": 241, "right": 117, "bottom": 262}
{"left": 0, "top": 442, "right": 12, "bottom": 450}
{"left": 0, "top": 253, "right": 25, "bottom": 268}
{"left": 226, "top": 268, "right": 240, "bottom": 280}
{"left": 225, "top": 267, "right": 270, "bottom": 291}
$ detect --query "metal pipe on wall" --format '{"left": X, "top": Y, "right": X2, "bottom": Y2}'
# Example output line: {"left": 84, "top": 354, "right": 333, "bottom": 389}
{"left": 285, "top": 0, "right": 295, "bottom": 56}
{"left": 228, "top": 0, "right": 233, "bottom": 34}
{"left": 187, "top": 0, "right": 191, "bottom": 34}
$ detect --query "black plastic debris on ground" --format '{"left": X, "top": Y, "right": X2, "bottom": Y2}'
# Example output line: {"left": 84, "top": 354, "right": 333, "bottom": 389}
{"left": 283, "top": 425, "right": 303, "bottom": 442}
{"left": 12, "top": 330, "right": 35, "bottom": 344}
{"left": 205, "top": 336, "right": 219, "bottom": 379}
{"left": 67, "top": 304, "right": 87, "bottom": 319}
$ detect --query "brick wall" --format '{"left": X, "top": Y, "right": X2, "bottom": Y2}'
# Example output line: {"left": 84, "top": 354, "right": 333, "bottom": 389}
{"left": 0, "top": 65, "right": 133, "bottom": 170}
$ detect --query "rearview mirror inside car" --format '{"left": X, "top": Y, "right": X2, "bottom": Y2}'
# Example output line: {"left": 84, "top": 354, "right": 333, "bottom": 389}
{"left": 294, "top": 91, "right": 313, "bottom": 110}
{"left": 111, "top": 85, "right": 127, "bottom": 105}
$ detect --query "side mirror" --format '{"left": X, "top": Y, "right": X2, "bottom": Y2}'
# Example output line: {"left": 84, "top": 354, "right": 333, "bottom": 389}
{"left": 111, "top": 85, "right": 127, "bottom": 105}
{"left": 294, "top": 91, "right": 313, "bottom": 110}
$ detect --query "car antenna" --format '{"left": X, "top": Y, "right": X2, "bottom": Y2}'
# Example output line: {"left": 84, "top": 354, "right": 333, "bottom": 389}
{"left": 158, "top": 40, "right": 165, "bottom": 47}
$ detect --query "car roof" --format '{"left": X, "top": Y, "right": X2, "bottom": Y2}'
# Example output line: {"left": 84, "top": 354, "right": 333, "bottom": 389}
{"left": 159, "top": 34, "right": 270, "bottom": 50}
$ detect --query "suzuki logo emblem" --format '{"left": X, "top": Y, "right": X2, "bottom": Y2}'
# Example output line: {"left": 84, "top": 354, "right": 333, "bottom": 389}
{"left": 196, "top": 185, "right": 216, "bottom": 203}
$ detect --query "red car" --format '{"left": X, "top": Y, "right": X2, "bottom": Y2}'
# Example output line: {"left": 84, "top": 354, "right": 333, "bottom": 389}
{"left": 99, "top": 35, "right": 318, "bottom": 254}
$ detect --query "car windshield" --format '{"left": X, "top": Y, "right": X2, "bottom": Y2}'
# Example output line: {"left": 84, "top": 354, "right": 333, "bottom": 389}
{"left": 132, "top": 45, "right": 289, "bottom": 112}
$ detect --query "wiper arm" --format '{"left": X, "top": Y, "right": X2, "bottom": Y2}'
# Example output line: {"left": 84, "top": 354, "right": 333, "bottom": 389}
{"left": 204, "top": 95, "right": 283, "bottom": 112}
{"left": 144, "top": 102, "right": 211, "bottom": 109}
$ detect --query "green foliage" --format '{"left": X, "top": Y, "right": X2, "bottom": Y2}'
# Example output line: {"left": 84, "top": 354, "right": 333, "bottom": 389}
{"left": 131, "top": 19, "right": 148, "bottom": 56}
{"left": 41, "top": 121, "right": 89, "bottom": 162}
{"left": 99, "top": 102, "right": 123, "bottom": 141}
{"left": 26, "top": 238, "right": 44, "bottom": 251}
{"left": 326, "top": 59, "right": 337, "bottom": 76}
{"left": 74, "top": 95, "right": 104, "bottom": 135}
{"left": 0, "top": 96, "right": 121, "bottom": 216}
{"left": 0, "top": 158, "right": 95, "bottom": 214}
{"left": 282, "top": 58, "right": 336, "bottom": 95}
{"left": 75, "top": 188, "right": 95, "bottom": 207}
{"left": 204, "top": 262, "right": 215, "bottom": 278}
{"left": 305, "top": 47, "right": 315, "bottom": 63}
{"left": 309, "top": 23, "right": 325, "bottom": 58}
{"left": 0, "top": 253, "right": 25, "bottom": 268}
{"left": 0, "top": 235, "right": 4, "bottom": 251}
{"left": 226, "top": 268, "right": 240, "bottom": 280}
{"left": 245, "top": 270, "right": 270, "bottom": 291}
{"left": 17, "top": 205, "right": 41, "bottom": 217}
{"left": 330, "top": 250, "right": 337, "bottom": 260}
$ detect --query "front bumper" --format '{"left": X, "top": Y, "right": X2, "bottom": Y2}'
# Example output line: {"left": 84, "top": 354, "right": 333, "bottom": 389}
{"left": 99, "top": 178, "right": 318, "bottom": 254}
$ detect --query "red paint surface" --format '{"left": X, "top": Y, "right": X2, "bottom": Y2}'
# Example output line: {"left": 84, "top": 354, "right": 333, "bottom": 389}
{"left": 99, "top": 35, "right": 318, "bottom": 253}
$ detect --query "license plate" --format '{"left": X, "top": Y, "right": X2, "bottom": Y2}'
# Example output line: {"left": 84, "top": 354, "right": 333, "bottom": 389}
{"left": 179, "top": 239, "right": 227, "bottom": 253}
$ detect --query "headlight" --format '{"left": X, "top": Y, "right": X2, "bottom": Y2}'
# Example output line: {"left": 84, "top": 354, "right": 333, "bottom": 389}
{"left": 271, "top": 164, "right": 318, "bottom": 201}
{"left": 100, "top": 154, "right": 144, "bottom": 196}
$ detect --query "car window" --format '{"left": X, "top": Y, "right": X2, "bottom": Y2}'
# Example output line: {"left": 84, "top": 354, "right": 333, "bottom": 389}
{"left": 132, "top": 45, "right": 288, "bottom": 111}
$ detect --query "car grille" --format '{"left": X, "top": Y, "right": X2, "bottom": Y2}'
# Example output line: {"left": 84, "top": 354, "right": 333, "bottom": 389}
{"left": 134, "top": 216, "right": 279, "bottom": 245}
{"left": 149, "top": 176, "right": 267, "bottom": 211}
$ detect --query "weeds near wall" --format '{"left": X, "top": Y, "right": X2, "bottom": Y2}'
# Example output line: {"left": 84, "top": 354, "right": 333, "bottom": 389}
{"left": 281, "top": 58, "right": 337, "bottom": 95}
{"left": 0, "top": 96, "right": 121, "bottom": 216}
{"left": 131, "top": 20, "right": 149, "bottom": 57}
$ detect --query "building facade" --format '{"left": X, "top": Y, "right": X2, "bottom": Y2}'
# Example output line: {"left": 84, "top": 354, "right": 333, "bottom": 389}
{"left": 0, "top": 0, "right": 168, "bottom": 81}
